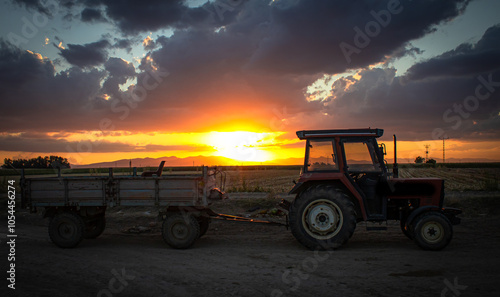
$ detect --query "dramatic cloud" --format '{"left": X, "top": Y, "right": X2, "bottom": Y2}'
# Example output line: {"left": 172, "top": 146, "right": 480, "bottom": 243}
{"left": 11, "top": 0, "right": 52, "bottom": 15}
{"left": 2, "top": 0, "right": 498, "bottom": 144}
{"left": 102, "top": 57, "right": 135, "bottom": 97}
{"left": 81, "top": 0, "right": 209, "bottom": 34}
{"left": 0, "top": 41, "right": 106, "bottom": 132}
{"left": 0, "top": 40, "right": 55, "bottom": 87}
{"left": 306, "top": 69, "right": 500, "bottom": 140}
{"left": 406, "top": 24, "right": 500, "bottom": 80}
{"left": 0, "top": 133, "right": 211, "bottom": 153}
{"left": 59, "top": 39, "right": 110, "bottom": 68}
{"left": 81, "top": 7, "right": 107, "bottom": 23}
{"left": 245, "top": 0, "right": 469, "bottom": 75}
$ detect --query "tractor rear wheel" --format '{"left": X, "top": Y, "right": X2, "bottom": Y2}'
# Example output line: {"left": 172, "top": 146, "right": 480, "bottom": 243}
{"left": 413, "top": 212, "right": 453, "bottom": 251}
{"left": 162, "top": 213, "right": 200, "bottom": 249}
{"left": 289, "top": 185, "right": 356, "bottom": 250}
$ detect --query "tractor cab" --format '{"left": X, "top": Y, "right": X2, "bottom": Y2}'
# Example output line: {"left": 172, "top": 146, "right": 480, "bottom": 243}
{"left": 291, "top": 128, "right": 390, "bottom": 220}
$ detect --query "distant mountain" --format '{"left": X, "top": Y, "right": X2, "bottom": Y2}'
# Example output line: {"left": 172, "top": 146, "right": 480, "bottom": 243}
{"left": 72, "top": 155, "right": 299, "bottom": 168}
{"left": 72, "top": 155, "right": 498, "bottom": 168}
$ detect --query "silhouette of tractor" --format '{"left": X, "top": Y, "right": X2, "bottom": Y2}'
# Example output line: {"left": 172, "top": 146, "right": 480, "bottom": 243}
{"left": 287, "top": 128, "right": 461, "bottom": 250}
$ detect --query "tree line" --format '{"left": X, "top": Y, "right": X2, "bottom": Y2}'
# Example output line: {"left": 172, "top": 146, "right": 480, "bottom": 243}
{"left": 2, "top": 156, "right": 71, "bottom": 169}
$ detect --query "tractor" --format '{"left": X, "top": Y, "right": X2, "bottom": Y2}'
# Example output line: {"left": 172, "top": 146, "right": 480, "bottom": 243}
{"left": 287, "top": 128, "right": 461, "bottom": 251}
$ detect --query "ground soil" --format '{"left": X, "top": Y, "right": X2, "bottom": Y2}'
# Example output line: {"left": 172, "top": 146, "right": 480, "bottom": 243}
{"left": 2, "top": 192, "right": 500, "bottom": 297}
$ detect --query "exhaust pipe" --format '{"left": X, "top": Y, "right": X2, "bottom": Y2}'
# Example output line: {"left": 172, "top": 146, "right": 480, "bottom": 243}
{"left": 393, "top": 134, "right": 399, "bottom": 178}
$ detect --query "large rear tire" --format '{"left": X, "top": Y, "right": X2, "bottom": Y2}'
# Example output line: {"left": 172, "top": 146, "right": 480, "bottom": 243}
{"left": 413, "top": 212, "right": 453, "bottom": 251}
{"left": 289, "top": 185, "right": 356, "bottom": 250}
{"left": 162, "top": 213, "right": 200, "bottom": 249}
{"left": 48, "top": 212, "right": 85, "bottom": 248}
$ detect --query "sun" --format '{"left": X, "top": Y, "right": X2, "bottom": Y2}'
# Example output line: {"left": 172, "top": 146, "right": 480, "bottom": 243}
{"left": 204, "top": 131, "right": 273, "bottom": 162}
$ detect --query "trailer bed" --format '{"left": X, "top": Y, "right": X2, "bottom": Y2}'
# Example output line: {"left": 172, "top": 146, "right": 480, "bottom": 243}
{"left": 21, "top": 167, "right": 219, "bottom": 210}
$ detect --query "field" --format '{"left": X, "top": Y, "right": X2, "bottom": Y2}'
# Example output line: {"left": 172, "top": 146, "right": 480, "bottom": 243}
{"left": 1, "top": 166, "right": 500, "bottom": 296}
{"left": 221, "top": 167, "right": 500, "bottom": 193}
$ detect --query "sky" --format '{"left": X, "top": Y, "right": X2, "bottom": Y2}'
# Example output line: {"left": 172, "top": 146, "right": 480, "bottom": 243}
{"left": 0, "top": 0, "right": 499, "bottom": 166}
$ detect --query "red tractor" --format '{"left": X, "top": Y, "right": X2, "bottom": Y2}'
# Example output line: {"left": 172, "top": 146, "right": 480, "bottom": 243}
{"left": 287, "top": 128, "right": 461, "bottom": 251}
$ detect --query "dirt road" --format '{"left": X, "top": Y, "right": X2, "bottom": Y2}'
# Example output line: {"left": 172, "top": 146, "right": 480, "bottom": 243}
{"left": 2, "top": 198, "right": 500, "bottom": 297}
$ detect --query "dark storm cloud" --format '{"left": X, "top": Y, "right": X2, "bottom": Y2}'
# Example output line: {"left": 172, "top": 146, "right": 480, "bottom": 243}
{"left": 0, "top": 41, "right": 107, "bottom": 132}
{"left": 104, "top": 57, "right": 135, "bottom": 77}
{"left": 3, "top": 0, "right": 496, "bottom": 142}
{"left": 246, "top": 0, "right": 469, "bottom": 75}
{"left": 81, "top": 7, "right": 107, "bottom": 23}
{"left": 0, "top": 40, "right": 55, "bottom": 87}
{"left": 83, "top": 0, "right": 210, "bottom": 34}
{"left": 112, "top": 38, "right": 134, "bottom": 53}
{"left": 11, "top": 0, "right": 51, "bottom": 15}
{"left": 406, "top": 24, "right": 500, "bottom": 80}
{"left": 0, "top": 133, "right": 207, "bottom": 153}
{"left": 59, "top": 39, "right": 110, "bottom": 68}
{"left": 313, "top": 66, "right": 500, "bottom": 141}
{"left": 102, "top": 57, "right": 135, "bottom": 97}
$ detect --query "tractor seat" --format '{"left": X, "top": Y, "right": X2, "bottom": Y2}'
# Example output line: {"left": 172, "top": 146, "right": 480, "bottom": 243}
{"left": 141, "top": 161, "right": 166, "bottom": 177}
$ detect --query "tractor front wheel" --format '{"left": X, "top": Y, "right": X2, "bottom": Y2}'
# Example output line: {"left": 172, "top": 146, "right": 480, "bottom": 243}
{"left": 413, "top": 212, "right": 453, "bottom": 251}
{"left": 289, "top": 185, "right": 356, "bottom": 250}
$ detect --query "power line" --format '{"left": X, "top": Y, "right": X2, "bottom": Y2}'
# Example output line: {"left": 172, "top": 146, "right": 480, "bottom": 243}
{"left": 424, "top": 144, "right": 431, "bottom": 162}
{"left": 439, "top": 137, "right": 449, "bottom": 163}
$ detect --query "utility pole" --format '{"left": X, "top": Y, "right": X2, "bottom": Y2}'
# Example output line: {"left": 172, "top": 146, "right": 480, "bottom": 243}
{"left": 424, "top": 144, "right": 430, "bottom": 162}
{"left": 439, "top": 137, "right": 449, "bottom": 163}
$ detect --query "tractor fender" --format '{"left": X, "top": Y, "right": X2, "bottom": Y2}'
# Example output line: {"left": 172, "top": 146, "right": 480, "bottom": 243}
{"left": 288, "top": 181, "right": 304, "bottom": 195}
{"left": 406, "top": 206, "right": 441, "bottom": 226}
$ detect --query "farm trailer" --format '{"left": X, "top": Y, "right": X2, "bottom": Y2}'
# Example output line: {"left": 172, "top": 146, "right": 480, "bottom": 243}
{"left": 20, "top": 164, "right": 262, "bottom": 249}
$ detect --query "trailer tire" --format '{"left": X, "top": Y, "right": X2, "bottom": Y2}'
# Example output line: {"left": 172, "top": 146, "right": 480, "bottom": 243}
{"left": 84, "top": 216, "right": 106, "bottom": 239}
{"left": 48, "top": 212, "right": 85, "bottom": 248}
{"left": 400, "top": 219, "right": 414, "bottom": 240}
{"left": 162, "top": 213, "right": 200, "bottom": 249}
{"left": 413, "top": 212, "right": 453, "bottom": 251}
{"left": 289, "top": 185, "right": 356, "bottom": 250}
{"left": 198, "top": 217, "right": 210, "bottom": 238}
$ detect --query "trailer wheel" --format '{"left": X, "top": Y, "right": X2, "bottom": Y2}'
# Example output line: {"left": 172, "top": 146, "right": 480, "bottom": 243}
{"left": 198, "top": 217, "right": 210, "bottom": 238}
{"left": 84, "top": 216, "right": 106, "bottom": 239}
{"left": 48, "top": 212, "right": 85, "bottom": 248}
{"left": 413, "top": 212, "right": 453, "bottom": 251}
{"left": 162, "top": 213, "right": 200, "bottom": 249}
{"left": 289, "top": 185, "right": 356, "bottom": 250}
{"left": 400, "top": 219, "right": 414, "bottom": 240}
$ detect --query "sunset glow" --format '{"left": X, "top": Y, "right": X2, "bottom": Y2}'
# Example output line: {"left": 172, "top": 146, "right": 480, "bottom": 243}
{"left": 204, "top": 131, "right": 275, "bottom": 162}
{"left": 1, "top": 1, "right": 499, "bottom": 167}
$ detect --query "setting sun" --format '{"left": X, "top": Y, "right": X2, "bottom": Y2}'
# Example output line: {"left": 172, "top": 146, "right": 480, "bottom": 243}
{"left": 204, "top": 131, "right": 275, "bottom": 162}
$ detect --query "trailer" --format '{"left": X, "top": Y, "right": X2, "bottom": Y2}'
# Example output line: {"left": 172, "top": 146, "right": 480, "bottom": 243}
{"left": 20, "top": 164, "right": 279, "bottom": 249}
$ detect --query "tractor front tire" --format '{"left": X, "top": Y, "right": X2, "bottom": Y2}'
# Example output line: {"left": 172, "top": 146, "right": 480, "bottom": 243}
{"left": 48, "top": 212, "right": 85, "bottom": 248}
{"left": 162, "top": 213, "right": 200, "bottom": 249}
{"left": 413, "top": 212, "right": 453, "bottom": 251}
{"left": 289, "top": 185, "right": 356, "bottom": 250}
